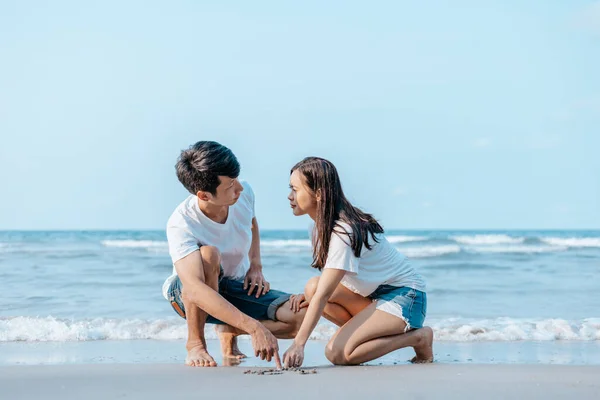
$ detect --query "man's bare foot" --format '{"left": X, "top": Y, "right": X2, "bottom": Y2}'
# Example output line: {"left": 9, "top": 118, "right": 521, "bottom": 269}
{"left": 186, "top": 342, "right": 217, "bottom": 367}
{"left": 410, "top": 326, "right": 434, "bottom": 364}
{"left": 215, "top": 325, "right": 247, "bottom": 359}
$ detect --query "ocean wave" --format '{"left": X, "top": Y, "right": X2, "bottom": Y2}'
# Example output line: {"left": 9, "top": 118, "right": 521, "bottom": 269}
{"left": 387, "top": 236, "right": 428, "bottom": 244}
{"left": 540, "top": 238, "right": 600, "bottom": 248}
{"left": 2, "top": 316, "right": 598, "bottom": 342}
{"left": 451, "top": 235, "right": 525, "bottom": 245}
{"left": 402, "top": 245, "right": 461, "bottom": 258}
{"left": 101, "top": 240, "right": 168, "bottom": 249}
{"left": 431, "top": 317, "right": 600, "bottom": 341}
{"left": 261, "top": 239, "right": 311, "bottom": 248}
{"left": 0, "top": 317, "right": 187, "bottom": 342}
{"left": 97, "top": 236, "right": 600, "bottom": 255}
{"left": 465, "top": 245, "right": 567, "bottom": 254}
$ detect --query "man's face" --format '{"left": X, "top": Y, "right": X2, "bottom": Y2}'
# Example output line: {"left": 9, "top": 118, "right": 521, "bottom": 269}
{"left": 201, "top": 176, "right": 244, "bottom": 206}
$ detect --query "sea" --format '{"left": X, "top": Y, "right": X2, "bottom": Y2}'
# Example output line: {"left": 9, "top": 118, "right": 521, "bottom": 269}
{"left": 1, "top": 230, "right": 599, "bottom": 366}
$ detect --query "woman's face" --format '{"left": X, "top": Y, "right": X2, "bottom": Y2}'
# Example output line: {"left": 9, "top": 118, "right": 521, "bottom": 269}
{"left": 288, "top": 169, "right": 318, "bottom": 218}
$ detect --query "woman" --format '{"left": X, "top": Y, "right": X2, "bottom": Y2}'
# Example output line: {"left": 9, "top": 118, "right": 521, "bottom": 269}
{"left": 283, "top": 157, "right": 433, "bottom": 367}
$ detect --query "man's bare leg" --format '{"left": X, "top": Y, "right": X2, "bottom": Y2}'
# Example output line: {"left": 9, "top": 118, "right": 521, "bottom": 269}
{"left": 214, "top": 300, "right": 307, "bottom": 357}
{"left": 215, "top": 324, "right": 247, "bottom": 360}
{"left": 181, "top": 246, "right": 221, "bottom": 367}
{"left": 213, "top": 294, "right": 307, "bottom": 358}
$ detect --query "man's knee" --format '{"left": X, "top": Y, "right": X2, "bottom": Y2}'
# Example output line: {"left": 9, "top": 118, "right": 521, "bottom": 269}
{"left": 304, "top": 276, "right": 319, "bottom": 301}
{"left": 199, "top": 246, "right": 221, "bottom": 276}
{"left": 289, "top": 307, "right": 307, "bottom": 336}
{"left": 274, "top": 300, "right": 306, "bottom": 338}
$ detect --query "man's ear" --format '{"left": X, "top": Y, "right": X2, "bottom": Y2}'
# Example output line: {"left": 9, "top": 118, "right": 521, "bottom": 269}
{"left": 196, "top": 190, "right": 211, "bottom": 201}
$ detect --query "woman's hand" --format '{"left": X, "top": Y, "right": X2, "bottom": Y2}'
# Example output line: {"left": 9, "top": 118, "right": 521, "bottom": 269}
{"left": 283, "top": 342, "right": 305, "bottom": 368}
{"left": 289, "top": 294, "right": 309, "bottom": 313}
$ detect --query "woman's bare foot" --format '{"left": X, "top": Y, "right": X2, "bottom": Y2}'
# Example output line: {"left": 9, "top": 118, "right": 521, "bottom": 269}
{"left": 215, "top": 325, "right": 247, "bottom": 359}
{"left": 410, "top": 326, "right": 434, "bottom": 364}
{"left": 186, "top": 342, "right": 217, "bottom": 367}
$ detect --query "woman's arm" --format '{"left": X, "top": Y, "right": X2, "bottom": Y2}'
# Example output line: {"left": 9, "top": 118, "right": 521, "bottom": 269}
{"left": 294, "top": 268, "right": 346, "bottom": 346}
{"left": 283, "top": 268, "right": 346, "bottom": 367}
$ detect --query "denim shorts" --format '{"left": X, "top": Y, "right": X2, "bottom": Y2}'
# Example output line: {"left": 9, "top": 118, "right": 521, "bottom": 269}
{"left": 369, "top": 285, "right": 427, "bottom": 332}
{"left": 167, "top": 273, "right": 291, "bottom": 324}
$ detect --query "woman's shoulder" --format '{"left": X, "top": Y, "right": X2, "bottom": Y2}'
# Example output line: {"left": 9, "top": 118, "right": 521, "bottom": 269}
{"left": 330, "top": 221, "right": 354, "bottom": 248}
{"left": 333, "top": 221, "right": 353, "bottom": 235}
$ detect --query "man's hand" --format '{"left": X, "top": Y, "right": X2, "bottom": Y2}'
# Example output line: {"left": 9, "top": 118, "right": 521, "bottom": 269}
{"left": 289, "top": 294, "right": 309, "bottom": 313}
{"left": 283, "top": 342, "right": 305, "bottom": 368}
{"left": 249, "top": 323, "right": 282, "bottom": 369}
{"left": 244, "top": 264, "right": 270, "bottom": 298}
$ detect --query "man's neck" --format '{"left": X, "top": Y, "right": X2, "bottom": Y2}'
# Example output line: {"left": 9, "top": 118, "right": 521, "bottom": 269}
{"left": 197, "top": 199, "right": 229, "bottom": 224}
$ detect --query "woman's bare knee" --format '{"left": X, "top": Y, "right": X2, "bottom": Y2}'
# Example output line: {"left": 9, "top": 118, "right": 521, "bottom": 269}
{"left": 325, "top": 340, "right": 351, "bottom": 365}
{"left": 304, "top": 276, "right": 319, "bottom": 301}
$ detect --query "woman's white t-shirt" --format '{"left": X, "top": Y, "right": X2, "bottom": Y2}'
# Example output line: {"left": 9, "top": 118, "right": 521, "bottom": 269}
{"left": 322, "top": 222, "right": 426, "bottom": 296}
{"left": 161, "top": 180, "right": 255, "bottom": 299}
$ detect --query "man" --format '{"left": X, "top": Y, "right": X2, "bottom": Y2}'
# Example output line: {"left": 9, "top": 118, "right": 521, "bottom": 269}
{"left": 162, "top": 141, "right": 307, "bottom": 368}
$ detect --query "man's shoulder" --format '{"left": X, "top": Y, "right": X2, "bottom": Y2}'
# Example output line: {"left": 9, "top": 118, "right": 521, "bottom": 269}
{"left": 167, "top": 196, "right": 196, "bottom": 228}
{"left": 238, "top": 179, "right": 255, "bottom": 204}
{"left": 240, "top": 179, "right": 253, "bottom": 195}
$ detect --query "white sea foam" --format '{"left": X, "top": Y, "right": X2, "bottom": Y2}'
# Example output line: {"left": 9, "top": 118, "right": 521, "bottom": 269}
{"left": 101, "top": 240, "right": 168, "bottom": 249}
{"left": 451, "top": 235, "right": 525, "bottom": 245}
{"left": 0, "top": 317, "right": 187, "bottom": 342}
{"left": 402, "top": 245, "right": 462, "bottom": 258}
{"left": 466, "top": 245, "right": 567, "bottom": 254}
{"left": 431, "top": 317, "right": 600, "bottom": 341}
{"left": 540, "top": 237, "right": 600, "bottom": 248}
{"left": 2, "top": 316, "right": 598, "bottom": 342}
{"left": 387, "top": 235, "right": 428, "bottom": 244}
{"left": 261, "top": 239, "right": 312, "bottom": 248}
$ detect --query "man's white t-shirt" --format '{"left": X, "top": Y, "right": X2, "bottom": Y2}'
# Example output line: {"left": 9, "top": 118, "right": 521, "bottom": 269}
{"left": 161, "top": 180, "right": 255, "bottom": 300}
{"left": 323, "top": 222, "right": 426, "bottom": 296}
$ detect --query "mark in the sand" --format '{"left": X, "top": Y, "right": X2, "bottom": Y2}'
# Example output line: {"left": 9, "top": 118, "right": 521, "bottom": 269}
{"left": 243, "top": 368, "right": 318, "bottom": 376}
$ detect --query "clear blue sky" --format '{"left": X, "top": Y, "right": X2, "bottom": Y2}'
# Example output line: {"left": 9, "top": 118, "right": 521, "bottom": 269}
{"left": 1, "top": 1, "right": 598, "bottom": 230}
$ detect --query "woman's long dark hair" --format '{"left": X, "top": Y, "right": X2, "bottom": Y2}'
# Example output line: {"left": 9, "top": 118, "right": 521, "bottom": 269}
{"left": 291, "top": 157, "right": 384, "bottom": 271}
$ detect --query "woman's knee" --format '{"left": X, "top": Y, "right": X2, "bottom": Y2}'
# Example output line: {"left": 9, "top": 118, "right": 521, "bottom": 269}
{"left": 304, "top": 276, "right": 319, "bottom": 301}
{"left": 325, "top": 340, "right": 352, "bottom": 366}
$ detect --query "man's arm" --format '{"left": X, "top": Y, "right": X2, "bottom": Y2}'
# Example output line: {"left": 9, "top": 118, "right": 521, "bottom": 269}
{"left": 244, "top": 217, "right": 270, "bottom": 297}
{"left": 249, "top": 217, "right": 262, "bottom": 267}
{"left": 175, "top": 250, "right": 260, "bottom": 333}
{"left": 175, "top": 250, "right": 281, "bottom": 366}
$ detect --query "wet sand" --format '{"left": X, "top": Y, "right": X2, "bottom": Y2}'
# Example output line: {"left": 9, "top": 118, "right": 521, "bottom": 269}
{"left": 1, "top": 363, "right": 599, "bottom": 399}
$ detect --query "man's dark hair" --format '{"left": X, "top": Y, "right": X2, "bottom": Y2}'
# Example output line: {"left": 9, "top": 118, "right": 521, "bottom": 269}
{"left": 175, "top": 141, "right": 240, "bottom": 195}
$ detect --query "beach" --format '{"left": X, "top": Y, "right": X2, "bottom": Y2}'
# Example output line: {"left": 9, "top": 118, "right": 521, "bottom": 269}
{"left": 2, "top": 363, "right": 599, "bottom": 399}
{"left": 2, "top": 230, "right": 599, "bottom": 398}
{"left": 2, "top": 339, "right": 600, "bottom": 398}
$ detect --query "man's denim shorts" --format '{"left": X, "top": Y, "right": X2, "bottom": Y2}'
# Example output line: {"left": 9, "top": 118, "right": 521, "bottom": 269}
{"left": 369, "top": 285, "right": 427, "bottom": 332}
{"left": 167, "top": 273, "right": 291, "bottom": 324}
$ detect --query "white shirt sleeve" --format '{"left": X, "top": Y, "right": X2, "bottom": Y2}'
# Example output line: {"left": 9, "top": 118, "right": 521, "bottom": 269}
{"left": 242, "top": 181, "right": 256, "bottom": 219}
{"left": 323, "top": 228, "right": 359, "bottom": 275}
{"left": 166, "top": 215, "right": 199, "bottom": 264}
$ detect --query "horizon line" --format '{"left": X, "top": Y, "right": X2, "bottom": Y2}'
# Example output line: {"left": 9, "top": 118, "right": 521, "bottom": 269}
{"left": 1, "top": 228, "right": 600, "bottom": 232}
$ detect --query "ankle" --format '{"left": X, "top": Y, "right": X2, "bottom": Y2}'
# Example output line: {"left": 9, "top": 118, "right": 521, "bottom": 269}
{"left": 186, "top": 340, "right": 206, "bottom": 351}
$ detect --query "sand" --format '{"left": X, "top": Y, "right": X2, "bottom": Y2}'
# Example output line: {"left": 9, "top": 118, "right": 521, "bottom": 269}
{"left": 1, "top": 363, "right": 599, "bottom": 399}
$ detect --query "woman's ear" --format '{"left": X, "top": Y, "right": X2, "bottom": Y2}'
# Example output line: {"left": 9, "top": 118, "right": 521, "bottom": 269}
{"left": 315, "top": 189, "right": 322, "bottom": 202}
